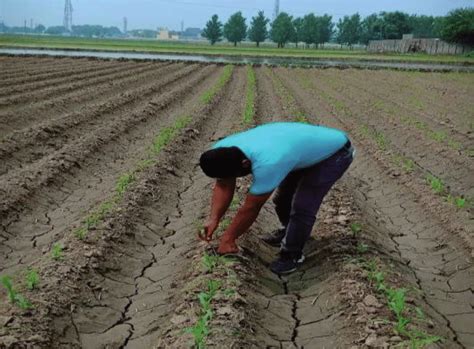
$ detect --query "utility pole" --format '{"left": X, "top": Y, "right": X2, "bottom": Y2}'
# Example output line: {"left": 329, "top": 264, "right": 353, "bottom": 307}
{"left": 181, "top": 20, "right": 184, "bottom": 33}
{"left": 24, "top": 19, "right": 27, "bottom": 33}
{"left": 273, "top": 0, "right": 280, "bottom": 20}
{"left": 30, "top": 18, "right": 34, "bottom": 30}
{"left": 63, "top": 0, "right": 73, "bottom": 31}
{"left": 123, "top": 17, "right": 128, "bottom": 35}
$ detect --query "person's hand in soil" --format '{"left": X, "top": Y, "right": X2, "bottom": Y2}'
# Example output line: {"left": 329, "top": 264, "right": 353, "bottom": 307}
{"left": 202, "top": 218, "right": 218, "bottom": 242}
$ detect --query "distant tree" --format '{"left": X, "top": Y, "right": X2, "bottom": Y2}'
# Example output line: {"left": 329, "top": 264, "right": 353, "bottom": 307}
{"left": 301, "top": 13, "right": 318, "bottom": 47}
{"left": 317, "top": 14, "right": 334, "bottom": 47}
{"left": 337, "top": 14, "right": 362, "bottom": 48}
{"left": 45, "top": 26, "right": 67, "bottom": 35}
{"left": 202, "top": 14, "right": 223, "bottom": 45}
{"left": 248, "top": 11, "right": 269, "bottom": 47}
{"left": 34, "top": 24, "right": 46, "bottom": 33}
{"left": 224, "top": 11, "right": 247, "bottom": 46}
{"left": 270, "top": 12, "right": 295, "bottom": 48}
{"left": 380, "top": 11, "right": 411, "bottom": 39}
{"left": 408, "top": 15, "right": 437, "bottom": 38}
{"left": 440, "top": 8, "right": 474, "bottom": 45}
{"left": 360, "top": 13, "right": 384, "bottom": 44}
{"left": 292, "top": 17, "right": 304, "bottom": 47}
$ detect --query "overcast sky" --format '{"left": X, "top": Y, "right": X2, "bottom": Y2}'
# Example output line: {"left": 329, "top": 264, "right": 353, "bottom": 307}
{"left": 1, "top": 0, "right": 472, "bottom": 30}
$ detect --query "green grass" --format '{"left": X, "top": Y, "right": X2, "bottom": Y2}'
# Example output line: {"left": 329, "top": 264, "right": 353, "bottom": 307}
{"left": 25, "top": 269, "right": 40, "bottom": 290}
{"left": 1, "top": 275, "right": 33, "bottom": 309}
{"left": 200, "top": 65, "right": 234, "bottom": 104}
{"left": 243, "top": 65, "right": 256, "bottom": 125}
{"left": 51, "top": 243, "right": 64, "bottom": 260}
{"left": 201, "top": 253, "right": 234, "bottom": 273}
{"left": 1, "top": 34, "right": 472, "bottom": 64}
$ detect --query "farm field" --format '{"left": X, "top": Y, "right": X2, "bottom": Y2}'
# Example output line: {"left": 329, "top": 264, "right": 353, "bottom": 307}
{"left": 0, "top": 56, "right": 473, "bottom": 348}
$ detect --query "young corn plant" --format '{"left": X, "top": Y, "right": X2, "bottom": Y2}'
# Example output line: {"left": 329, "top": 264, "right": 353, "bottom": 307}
{"left": 350, "top": 222, "right": 362, "bottom": 236}
{"left": 1, "top": 275, "right": 32, "bottom": 310}
{"left": 25, "top": 268, "right": 40, "bottom": 290}
{"left": 186, "top": 279, "right": 222, "bottom": 348}
{"left": 116, "top": 172, "right": 135, "bottom": 196}
{"left": 51, "top": 243, "right": 64, "bottom": 261}
{"left": 200, "top": 65, "right": 234, "bottom": 104}
{"left": 426, "top": 175, "right": 444, "bottom": 195}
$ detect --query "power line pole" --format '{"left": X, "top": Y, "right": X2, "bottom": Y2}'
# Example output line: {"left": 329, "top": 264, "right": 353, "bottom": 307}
{"left": 273, "top": 0, "right": 280, "bottom": 20}
{"left": 123, "top": 17, "right": 127, "bottom": 34}
{"left": 63, "top": 0, "right": 73, "bottom": 31}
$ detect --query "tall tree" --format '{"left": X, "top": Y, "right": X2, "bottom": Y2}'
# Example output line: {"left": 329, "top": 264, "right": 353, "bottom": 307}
{"left": 317, "top": 14, "right": 334, "bottom": 47}
{"left": 270, "top": 12, "right": 295, "bottom": 48}
{"left": 440, "top": 8, "right": 474, "bottom": 45}
{"left": 202, "top": 14, "right": 223, "bottom": 45}
{"left": 292, "top": 17, "right": 304, "bottom": 47}
{"left": 380, "top": 11, "right": 411, "bottom": 39}
{"left": 337, "top": 14, "right": 362, "bottom": 48}
{"left": 224, "top": 11, "right": 247, "bottom": 46}
{"left": 360, "top": 13, "right": 384, "bottom": 44}
{"left": 248, "top": 11, "right": 269, "bottom": 47}
{"left": 301, "top": 13, "right": 318, "bottom": 47}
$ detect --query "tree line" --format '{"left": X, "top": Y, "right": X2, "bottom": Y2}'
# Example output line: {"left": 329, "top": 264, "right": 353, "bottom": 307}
{"left": 203, "top": 8, "right": 474, "bottom": 48}
{"left": 0, "top": 24, "right": 124, "bottom": 38}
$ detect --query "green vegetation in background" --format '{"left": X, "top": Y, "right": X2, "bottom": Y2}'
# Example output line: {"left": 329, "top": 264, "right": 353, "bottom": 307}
{"left": 1, "top": 35, "right": 472, "bottom": 64}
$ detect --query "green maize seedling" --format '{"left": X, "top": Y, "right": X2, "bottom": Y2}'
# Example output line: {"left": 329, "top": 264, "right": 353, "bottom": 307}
{"left": 25, "top": 269, "right": 40, "bottom": 290}
{"left": 51, "top": 243, "right": 63, "bottom": 260}
{"left": 350, "top": 222, "right": 362, "bottom": 235}
{"left": 1, "top": 275, "right": 33, "bottom": 309}
{"left": 426, "top": 175, "right": 444, "bottom": 194}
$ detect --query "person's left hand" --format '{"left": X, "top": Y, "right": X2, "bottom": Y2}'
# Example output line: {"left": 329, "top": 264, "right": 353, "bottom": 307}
{"left": 198, "top": 218, "right": 218, "bottom": 242}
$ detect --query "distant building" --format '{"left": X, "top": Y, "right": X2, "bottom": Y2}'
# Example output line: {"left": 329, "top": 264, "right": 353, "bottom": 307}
{"left": 181, "top": 27, "right": 202, "bottom": 40}
{"left": 157, "top": 27, "right": 180, "bottom": 40}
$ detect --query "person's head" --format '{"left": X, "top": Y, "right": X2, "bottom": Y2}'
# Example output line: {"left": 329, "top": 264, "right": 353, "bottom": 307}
{"left": 199, "top": 147, "right": 251, "bottom": 179}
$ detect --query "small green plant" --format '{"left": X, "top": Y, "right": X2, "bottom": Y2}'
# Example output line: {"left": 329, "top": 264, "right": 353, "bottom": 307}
{"left": 201, "top": 253, "right": 233, "bottom": 272}
{"left": 186, "top": 279, "right": 222, "bottom": 348}
{"left": 116, "top": 172, "right": 135, "bottom": 196}
{"left": 374, "top": 130, "right": 388, "bottom": 151}
{"left": 25, "top": 269, "right": 40, "bottom": 290}
{"left": 446, "top": 195, "right": 466, "bottom": 209}
{"left": 428, "top": 130, "right": 447, "bottom": 142}
{"left": 51, "top": 243, "right": 63, "bottom": 261}
{"left": 426, "top": 175, "right": 444, "bottom": 195}
{"left": 74, "top": 227, "right": 87, "bottom": 240}
{"left": 230, "top": 195, "right": 240, "bottom": 210}
{"left": 386, "top": 287, "right": 409, "bottom": 334}
{"left": 1, "top": 275, "right": 32, "bottom": 309}
{"left": 350, "top": 222, "right": 362, "bottom": 236}
{"left": 356, "top": 242, "right": 369, "bottom": 254}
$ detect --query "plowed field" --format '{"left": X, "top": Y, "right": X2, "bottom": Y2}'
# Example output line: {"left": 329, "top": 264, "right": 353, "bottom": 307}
{"left": 0, "top": 56, "right": 473, "bottom": 349}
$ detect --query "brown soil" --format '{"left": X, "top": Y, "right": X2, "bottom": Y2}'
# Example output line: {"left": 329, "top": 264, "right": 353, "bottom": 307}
{"left": 0, "top": 57, "right": 473, "bottom": 349}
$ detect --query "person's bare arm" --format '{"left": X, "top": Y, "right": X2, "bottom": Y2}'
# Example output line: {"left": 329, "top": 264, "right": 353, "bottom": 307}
{"left": 218, "top": 192, "right": 272, "bottom": 253}
{"left": 203, "top": 178, "right": 236, "bottom": 241}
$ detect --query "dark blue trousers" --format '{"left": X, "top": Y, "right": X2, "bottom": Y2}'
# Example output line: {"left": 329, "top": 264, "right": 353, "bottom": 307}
{"left": 273, "top": 144, "right": 354, "bottom": 254}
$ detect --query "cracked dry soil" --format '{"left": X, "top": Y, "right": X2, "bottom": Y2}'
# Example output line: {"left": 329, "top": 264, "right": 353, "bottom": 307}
{"left": 0, "top": 57, "right": 473, "bottom": 349}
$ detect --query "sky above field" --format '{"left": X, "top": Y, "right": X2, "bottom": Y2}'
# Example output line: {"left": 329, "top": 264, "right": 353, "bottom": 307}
{"left": 1, "top": 0, "right": 472, "bottom": 31}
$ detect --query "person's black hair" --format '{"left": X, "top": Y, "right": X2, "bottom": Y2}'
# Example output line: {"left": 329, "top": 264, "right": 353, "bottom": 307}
{"left": 199, "top": 146, "right": 250, "bottom": 178}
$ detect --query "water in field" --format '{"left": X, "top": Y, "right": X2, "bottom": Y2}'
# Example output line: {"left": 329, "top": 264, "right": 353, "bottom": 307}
{"left": 0, "top": 47, "right": 472, "bottom": 72}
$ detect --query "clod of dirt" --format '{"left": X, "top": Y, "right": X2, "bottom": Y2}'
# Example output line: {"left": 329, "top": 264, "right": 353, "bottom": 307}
{"left": 363, "top": 295, "right": 382, "bottom": 308}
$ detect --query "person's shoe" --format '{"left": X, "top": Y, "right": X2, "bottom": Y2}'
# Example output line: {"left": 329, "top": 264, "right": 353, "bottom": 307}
{"left": 270, "top": 251, "right": 305, "bottom": 275}
{"left": 261, "top": 227, "right": 286, "bottom": 247}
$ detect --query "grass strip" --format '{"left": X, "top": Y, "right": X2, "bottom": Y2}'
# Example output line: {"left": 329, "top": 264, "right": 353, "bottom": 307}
{"left": 0, "top": 275, "right": 33, "bottom": 310}
{"left": 243, "top": 65, "right": 256, "bottom": 125}
{"left": 200, "top": 65, "right": 234, "bottom": 104}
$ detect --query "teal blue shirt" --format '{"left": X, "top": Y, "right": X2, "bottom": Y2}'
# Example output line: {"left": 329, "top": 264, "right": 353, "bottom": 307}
{"left": 212, "top": 122, "right": 348, "bottom": 195}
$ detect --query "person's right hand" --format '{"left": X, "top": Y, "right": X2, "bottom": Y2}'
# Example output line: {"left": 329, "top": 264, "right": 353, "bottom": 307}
{"left": 199, "top": 219, "right": 218, "bottom": 242}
